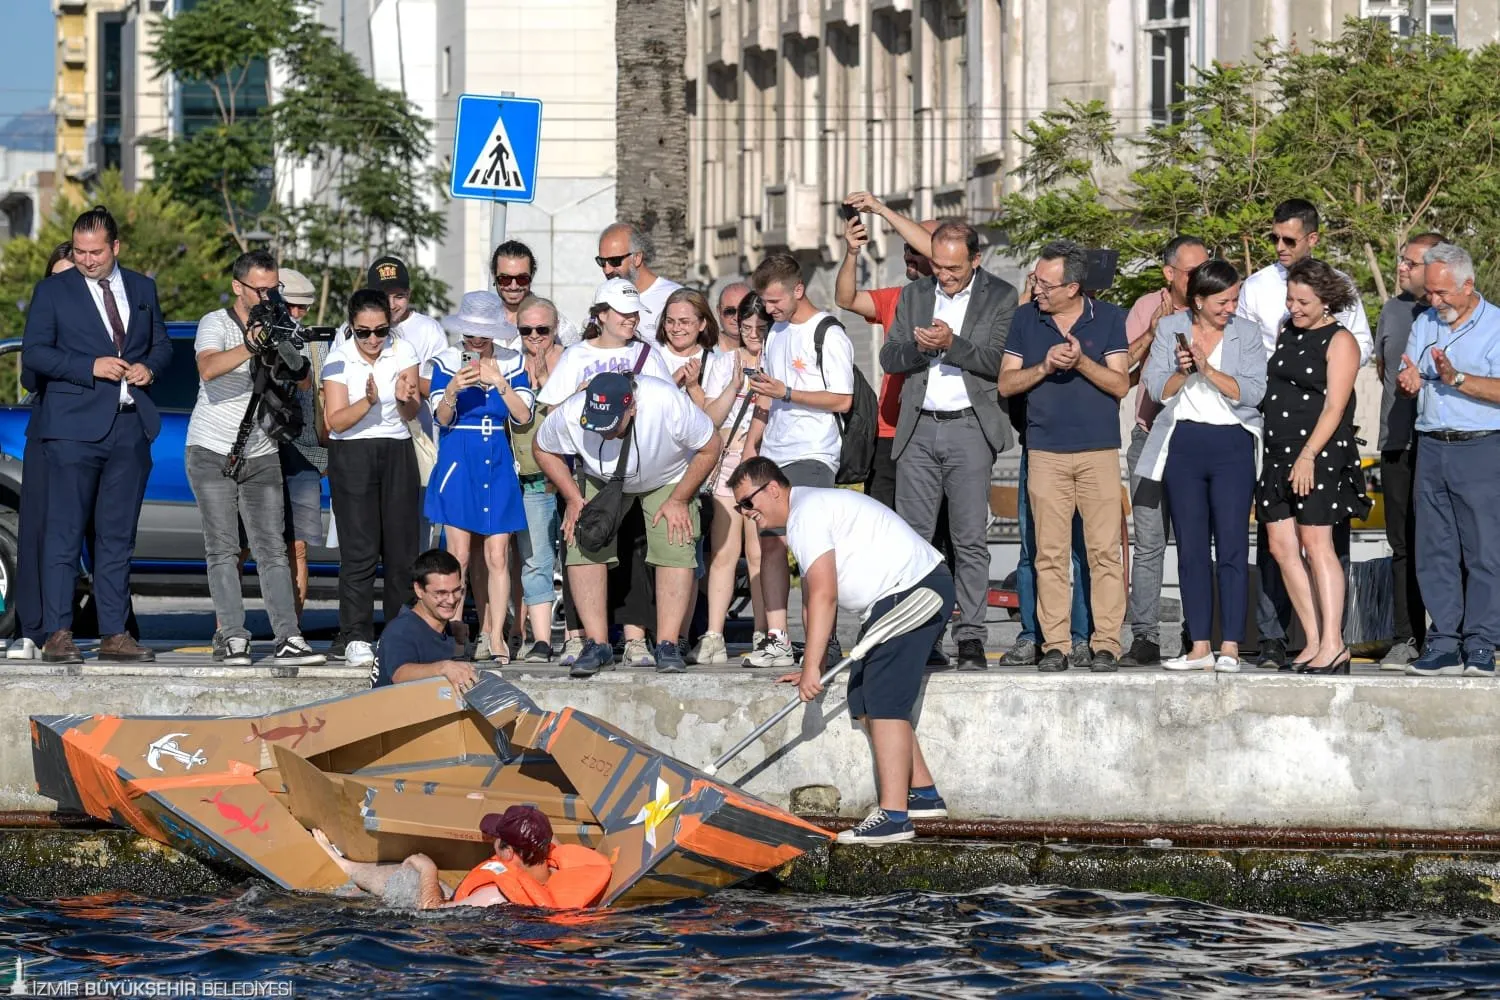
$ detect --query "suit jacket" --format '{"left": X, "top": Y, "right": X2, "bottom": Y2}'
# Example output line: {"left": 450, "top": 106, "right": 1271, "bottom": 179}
{"left": 878, "top": 267, "right": 1018, "bottom": 457}
{"left": 21, "top": 266, "right": 172, "bottom": 443}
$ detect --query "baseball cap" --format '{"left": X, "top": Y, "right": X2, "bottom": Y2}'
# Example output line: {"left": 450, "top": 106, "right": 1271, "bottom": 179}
{"left": 580, "top": 372, "right": 635, "bottom": 433}
{"left": 279, "top": 267, "right": 316, "bottom": 307}
{"left": 367, "top": 255, "right": 411, "bottom": 291}
{"left": 593, "top": 277, "right": 641, "bottom": 315}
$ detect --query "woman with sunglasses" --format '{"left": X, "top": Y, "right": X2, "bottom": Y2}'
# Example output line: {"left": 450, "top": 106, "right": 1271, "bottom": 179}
{"left": 1256, "top": 258, "right": 1370, "bottom": 675}
{"left": 322, "top": 289, "right": 424, "bottom": 669}
{"left": 507, "top": 295, "right": 578, "bottom": 662}
{"left": 695, "top": 292, "right": 772, "bottom": 663}
{"left": 426, "top": 292, "right": 534, "bottom": 664}
{"left": 656, "top": 288, "right": 741, "bottom": 655}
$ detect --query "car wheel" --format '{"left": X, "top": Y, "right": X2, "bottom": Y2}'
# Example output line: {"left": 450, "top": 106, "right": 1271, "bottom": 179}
{"left": 0, "top": 512, "right": 18, "bottom": 640}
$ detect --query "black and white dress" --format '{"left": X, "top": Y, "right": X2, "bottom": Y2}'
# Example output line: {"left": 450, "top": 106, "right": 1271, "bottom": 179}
{"left": 1256, "top": 320, "right": 1371, "bottom": 526}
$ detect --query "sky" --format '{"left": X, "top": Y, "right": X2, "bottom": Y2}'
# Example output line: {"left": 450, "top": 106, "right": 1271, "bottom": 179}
{"left": 0, "top": 2, "right": 56, "bottom": 121}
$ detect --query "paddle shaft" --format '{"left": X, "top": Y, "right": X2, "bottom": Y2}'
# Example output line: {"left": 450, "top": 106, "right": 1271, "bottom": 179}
{"left": 706, "top": 653, "right": 861, "bottom": 776}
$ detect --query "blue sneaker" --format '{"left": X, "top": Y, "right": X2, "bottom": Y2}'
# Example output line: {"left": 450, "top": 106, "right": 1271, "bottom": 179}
{"left": 1463, "top": 647, "right": 1496, "bottom": 678}
{"left": 568, "top": 639, "right": 614, "bottom": 679}
{"left": 907, "top": 789, "right": 948, "bottom": 820}
{"left": 655, "top": 640, "right": 686, "bottom": 674}
{"left": 835, "top": 808, "right": 915, "bottom": 845}
{"left": 1406, "top": 648, "right": 1463, "bottom": 677}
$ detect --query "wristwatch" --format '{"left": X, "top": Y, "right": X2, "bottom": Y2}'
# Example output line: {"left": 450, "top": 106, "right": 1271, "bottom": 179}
{"left": 1454, "top": 371, "right": 1468, "bottom": 388}
{"left": 782, "top": 385, "right": 793, "bottom": 402}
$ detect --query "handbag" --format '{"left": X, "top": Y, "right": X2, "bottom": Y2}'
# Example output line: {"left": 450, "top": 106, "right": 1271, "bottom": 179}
{"left": 573, "top": 342, "right": 653, "bottom": 551}
{"left": 407, "top": 416, "right": 438, "bottom": 486}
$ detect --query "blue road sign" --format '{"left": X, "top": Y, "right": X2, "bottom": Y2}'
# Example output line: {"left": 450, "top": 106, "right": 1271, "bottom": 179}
{"left": 450, "top": 95, "right": 543, "bottom": 203}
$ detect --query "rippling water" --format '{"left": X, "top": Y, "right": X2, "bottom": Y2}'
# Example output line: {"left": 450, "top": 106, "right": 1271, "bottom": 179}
{"left": 3, "top": 884, "right": 1498, "bottom": 998}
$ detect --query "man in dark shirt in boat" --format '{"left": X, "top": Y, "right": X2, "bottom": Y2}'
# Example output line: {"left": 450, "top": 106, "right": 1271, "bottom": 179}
{"left": 311, "top": 805, "right": 611, "bottom": 909}
{"left": 371, "top": 549, "right": 479, "bottom": 692}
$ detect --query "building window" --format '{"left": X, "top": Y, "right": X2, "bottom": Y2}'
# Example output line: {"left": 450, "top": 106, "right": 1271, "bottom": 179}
{"left": 441, "top": 46, "right": 451, "bottom": 97}
{"left": 1145, "top": 0, "right": 1190, "bottom": 127}
{"left": 100, "top": 18, "right": 123, "bottom": 171}
{"left": 1363, "top": 2, "right": 1458, "bottom": 41}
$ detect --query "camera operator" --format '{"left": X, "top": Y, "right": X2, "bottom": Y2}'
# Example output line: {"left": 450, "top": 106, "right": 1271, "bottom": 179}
{"left": 187, "top": 250, "right": 327, "bottom": 667}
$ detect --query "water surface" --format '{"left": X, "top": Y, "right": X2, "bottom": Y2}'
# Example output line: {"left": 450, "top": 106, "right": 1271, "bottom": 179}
{"left": 3, "top": 884, "right": 1497, "bottom": 998}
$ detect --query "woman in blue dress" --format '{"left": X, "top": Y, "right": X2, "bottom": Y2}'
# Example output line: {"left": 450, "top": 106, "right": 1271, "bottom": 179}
{"left": 429, "top": 291, "right": 534, "bottom": 663}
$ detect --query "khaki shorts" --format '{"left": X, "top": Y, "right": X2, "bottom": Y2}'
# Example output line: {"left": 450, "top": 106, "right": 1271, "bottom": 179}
{"left": 568, "top": 478, "right": 700, "bottom": 569}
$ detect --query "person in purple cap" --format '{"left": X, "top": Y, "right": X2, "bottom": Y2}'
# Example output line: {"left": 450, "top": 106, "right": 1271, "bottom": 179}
{"left": 532, "top": 369, "right": 722, "bottom": 676}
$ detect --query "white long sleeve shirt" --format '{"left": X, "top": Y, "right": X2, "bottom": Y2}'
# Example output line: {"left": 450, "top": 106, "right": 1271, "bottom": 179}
{"left": 1236, "top": 261, "right": 1373, "bottom": 366}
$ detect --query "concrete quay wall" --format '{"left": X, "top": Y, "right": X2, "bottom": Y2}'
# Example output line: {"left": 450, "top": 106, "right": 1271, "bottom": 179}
{"left": 1, "top": 664, "right": 1496, "bottom": 831}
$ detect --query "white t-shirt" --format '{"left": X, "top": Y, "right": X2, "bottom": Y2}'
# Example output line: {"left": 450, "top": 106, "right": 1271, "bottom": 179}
{"left": 637, "top": 276, "right": 683, "bottom": 340}
{"left": 786, "top": 487, "right": 942, "bottom": 620}
{"left": 320, "top": 336, "right": 420, "bottom": 441}
{"left": 535, "top": 339, "right": 674, "bottom": 406}
{"left": 1236, "top": 262, "right": 1373, "bottom": 365}
{"left": 186, "top": 308, "right": 276, "bottom": 458}
{"left": 662, "top": 346, "right": 739, "bottom": 415}
{"left": 760, "top": 311, "right": 854, "bottom": 472}
{"left": 534, "top": 375, "right": 716, "bottom": 493}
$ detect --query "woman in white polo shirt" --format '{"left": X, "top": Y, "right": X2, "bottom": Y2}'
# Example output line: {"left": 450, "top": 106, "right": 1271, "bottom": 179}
{"left": 321, "top": 288, "right": 424, "bottom": 668}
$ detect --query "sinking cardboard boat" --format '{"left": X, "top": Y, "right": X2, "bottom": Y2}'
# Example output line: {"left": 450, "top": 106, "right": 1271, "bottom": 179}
{"left": 30, "top": 675, "right": 831, "bottom": 906}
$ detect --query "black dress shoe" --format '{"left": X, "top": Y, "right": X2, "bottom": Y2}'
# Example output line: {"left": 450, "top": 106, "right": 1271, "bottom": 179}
{"left": 955, "top": 639, "right": 987, "bottom": 671}
{"left": 927, "top": 642, "right": 951, "bottom": 668}
{"left": 1090, "top": 649, "right": 1119, "bottom": 673}
{"left": 1118, "top": 637, "right": 1160, "bottom": 667}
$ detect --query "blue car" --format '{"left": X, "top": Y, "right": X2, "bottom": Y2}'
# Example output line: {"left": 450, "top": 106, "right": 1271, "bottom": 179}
{"left": 0, "top": 322, "right": 340, "bottom": 637}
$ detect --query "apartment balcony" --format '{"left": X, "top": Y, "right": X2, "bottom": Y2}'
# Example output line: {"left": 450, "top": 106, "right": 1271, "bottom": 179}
{"left": 60, "top": 35, "right": 86, "bottom": 66}
{"left": 822, "top": 0, "right": 861, "bottom": 28}
{"left": 54, "top": 0, "right": 88, "bottom": 11}
{"left": 932, "top": 182, "right": 967, "bottom": 221}
{"left": 707, "top": 7, "right": 736, "bottom": 68}
{"left": 59, "top": 152, "right": 92, "bottom": 180}
{"left": 744, "top": 0, "right": 778, "bottom": 52}
{"left": 762, "top": 181, "right": 822, "bottom": 251}
{"left": 56, "top": 94, "right": 86, "bottom": 123}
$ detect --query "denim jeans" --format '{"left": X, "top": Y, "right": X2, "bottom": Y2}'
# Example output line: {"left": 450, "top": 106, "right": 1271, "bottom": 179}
{"left": 1015, "top": 448, "right": 1093, "bottom": 645}
{"left": 186, "top": 445, "right": 300, "bottom": 643}
{"left": 517, "top": 486, "right": 560, "bottom": 607}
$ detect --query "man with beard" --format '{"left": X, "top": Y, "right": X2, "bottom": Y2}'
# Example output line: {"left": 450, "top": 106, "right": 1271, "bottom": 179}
{"left": 596, "top": 223, "right": 681, "bottom": 340}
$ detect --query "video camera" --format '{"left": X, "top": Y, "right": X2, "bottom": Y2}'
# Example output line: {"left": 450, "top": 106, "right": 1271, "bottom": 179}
{"left": 223, "top": 289, "right": 339, "bottom": 477}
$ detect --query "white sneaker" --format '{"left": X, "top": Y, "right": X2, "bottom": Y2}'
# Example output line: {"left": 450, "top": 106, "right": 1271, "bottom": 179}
{"left": 345, "top": 640, "right": 375, "bottom": 668}
{"left": 745, "top": 631, "right": 795, "bottom": 668}
{"left": 558, "top": 636, "right": 586, "bottom": 666}
{"left": 623, "top": 637, "right": 655, "bottom": 668}
{"left": 692, "top": 631, "right": 728, "bottom": 665}
{"left": 1163, "top": 653, "right": 1214, "bottom": 671}
{"left": 473, "top": 633, "right": 494, "bottom": 662}
{"left": 5, "top": 638, "right": 38, "bottom": 660}
{"left": 1213, "top": 654, "right": 1241, "bottom": 673}
{"left": 222, "top": 636, "right": 253, "bottom": 667}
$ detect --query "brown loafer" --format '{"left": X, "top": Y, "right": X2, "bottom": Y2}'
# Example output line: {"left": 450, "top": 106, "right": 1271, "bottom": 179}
{"left": 98, "top": 633, "right": 155, "bottom": 662}
{"left": 41, "top": 630, "right": 83, "bottom": 664}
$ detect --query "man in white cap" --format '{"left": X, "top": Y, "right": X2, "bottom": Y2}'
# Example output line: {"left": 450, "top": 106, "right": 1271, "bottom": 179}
{"left": 533, "top": 370, "right": 721, "bottom": 677}
{"left": 278, "top": 267, "right": 330, "bottom": 623}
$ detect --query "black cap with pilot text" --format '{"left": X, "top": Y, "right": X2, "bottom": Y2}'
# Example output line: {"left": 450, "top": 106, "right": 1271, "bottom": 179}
{"left": 367, "top": 255, "right": 411, "bottom": 291}
{"left": 581, "top": 372, "right": 633, "bottom": 433}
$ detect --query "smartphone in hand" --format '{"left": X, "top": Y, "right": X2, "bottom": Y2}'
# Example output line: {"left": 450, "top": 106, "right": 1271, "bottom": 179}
{"left": 1175, "top": 333, "right": 1196, "bottom": 373}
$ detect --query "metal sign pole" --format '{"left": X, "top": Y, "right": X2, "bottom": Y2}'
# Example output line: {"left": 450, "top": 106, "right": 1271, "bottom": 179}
{"left": 488, "top": 90, "right": 516, "bottom": 256}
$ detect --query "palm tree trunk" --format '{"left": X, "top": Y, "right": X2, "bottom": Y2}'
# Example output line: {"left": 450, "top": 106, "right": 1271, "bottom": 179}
{"left": 615, "top": 0, "right": 690, "bottom": 280}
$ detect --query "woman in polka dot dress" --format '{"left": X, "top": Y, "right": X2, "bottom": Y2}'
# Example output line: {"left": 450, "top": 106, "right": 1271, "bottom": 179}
{"left": 1256, "top": 258, "right": 1372, "bottom": 675}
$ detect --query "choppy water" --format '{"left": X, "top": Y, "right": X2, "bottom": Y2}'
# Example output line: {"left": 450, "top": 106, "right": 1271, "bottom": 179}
{"left": 2, "top": 884, "right": 1498, "bottom": 998}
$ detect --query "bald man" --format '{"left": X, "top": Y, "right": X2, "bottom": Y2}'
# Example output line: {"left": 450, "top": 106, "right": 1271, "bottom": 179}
{"left": 717, "top": 282, "right": 751, "bottom": 353}
{"left": 596, "top": 222, "right": 681, "bottom": 340}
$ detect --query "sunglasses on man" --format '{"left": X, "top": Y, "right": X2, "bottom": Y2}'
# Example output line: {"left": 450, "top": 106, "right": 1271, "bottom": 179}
{"left": 493, "top": 273, "right": 532, "bottom": 288}
{"left": 734, "top": 481, "right": 771, "bottom": 514}
{"left": 1268, "top": 234, "right": 1303, "bottom": 249}
{"left": 595, "top": 253, "right": 636, "bottom": 268}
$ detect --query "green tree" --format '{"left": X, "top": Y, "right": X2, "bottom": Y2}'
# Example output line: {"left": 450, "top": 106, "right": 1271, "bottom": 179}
{"left": 998, "top": 21, "right": 1500, "bottom": 312}
{"left": 0, "top": 172, "right": 230, "bottom": 401}
{"left": 146, "top": 0, "right": 449, "bottom": 314}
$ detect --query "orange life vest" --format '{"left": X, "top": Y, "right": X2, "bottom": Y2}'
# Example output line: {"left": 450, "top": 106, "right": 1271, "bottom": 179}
{"left": 452, "top": 844, "right": 612, "bottom": 909}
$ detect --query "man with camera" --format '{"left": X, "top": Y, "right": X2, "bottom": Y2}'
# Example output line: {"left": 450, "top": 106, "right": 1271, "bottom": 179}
{"left": 187, "top": 250, "right": 326, "bottom": 667}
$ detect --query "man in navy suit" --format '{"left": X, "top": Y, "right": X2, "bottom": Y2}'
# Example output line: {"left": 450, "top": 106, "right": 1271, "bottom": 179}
{"left": 21, "top": 206, "right": 172, "bottom": 663}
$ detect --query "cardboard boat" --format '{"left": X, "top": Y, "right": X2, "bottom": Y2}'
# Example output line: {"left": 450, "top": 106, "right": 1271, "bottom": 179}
{"left": 30, "top": 675, "right": 832, "bottom": 906}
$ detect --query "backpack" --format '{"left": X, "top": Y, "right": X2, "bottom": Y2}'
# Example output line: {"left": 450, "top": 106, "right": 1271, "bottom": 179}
{"left": 813, "top": 316, "right": 878, "bottom": 485}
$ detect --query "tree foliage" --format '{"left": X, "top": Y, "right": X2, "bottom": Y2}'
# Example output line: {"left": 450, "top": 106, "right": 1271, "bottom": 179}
{"left": 0, "top": 172, "right": 230, "bottom": 401}
{"left": 145, "top": 0, "right": 448, "bottom": 315}
{"left": 998, "top": 20, "right": 1500, "bottom": 312}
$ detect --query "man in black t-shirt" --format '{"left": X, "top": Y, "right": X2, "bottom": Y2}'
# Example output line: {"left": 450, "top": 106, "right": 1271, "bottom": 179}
{"left": 372, "top": 549, "right": 480, "bottom": 691}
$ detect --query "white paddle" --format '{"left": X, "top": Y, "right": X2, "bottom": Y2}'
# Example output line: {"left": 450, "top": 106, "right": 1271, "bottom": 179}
{"left": 704, "top": 587, "right": 945, "bottom": 777}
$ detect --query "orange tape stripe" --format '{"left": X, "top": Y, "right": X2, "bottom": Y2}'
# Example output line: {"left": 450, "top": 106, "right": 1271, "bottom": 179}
{"left": 130, "top": 759, "right": 260, "bottom": 796}
{"left": 542, "top": 708, "right": 575, "bottom": 754}
{"left": 673, "top": 813, "right": 808, "bottom": 872}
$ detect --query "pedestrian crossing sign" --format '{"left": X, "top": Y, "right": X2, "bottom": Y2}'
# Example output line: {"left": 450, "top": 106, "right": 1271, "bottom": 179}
{"left": 450, "top": 94, "right": 543, "bottom": 203}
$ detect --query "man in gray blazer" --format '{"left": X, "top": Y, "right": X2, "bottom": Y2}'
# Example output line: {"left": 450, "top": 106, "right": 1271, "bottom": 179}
{"left": 879, "top": 222, "right": 1018, "bottom": 671}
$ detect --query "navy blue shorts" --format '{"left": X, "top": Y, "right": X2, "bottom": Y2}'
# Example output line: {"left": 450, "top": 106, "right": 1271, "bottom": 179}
{"left": 847, "top": 565, "right": 956, "bottom": 721}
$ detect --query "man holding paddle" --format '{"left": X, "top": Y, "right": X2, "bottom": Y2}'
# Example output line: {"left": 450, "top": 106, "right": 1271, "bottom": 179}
{"left": 728, "top": 457, "right": 956, "bottom": 845}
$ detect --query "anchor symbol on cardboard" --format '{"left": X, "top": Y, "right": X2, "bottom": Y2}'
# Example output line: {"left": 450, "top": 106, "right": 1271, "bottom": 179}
{"left": 144, "top": 733, "right": 208, "bottom": 773}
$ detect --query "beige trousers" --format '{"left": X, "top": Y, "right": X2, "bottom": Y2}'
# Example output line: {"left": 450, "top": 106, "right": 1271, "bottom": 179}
{"left": 1027, "top": 448, "right": 1125, "bottom": 655}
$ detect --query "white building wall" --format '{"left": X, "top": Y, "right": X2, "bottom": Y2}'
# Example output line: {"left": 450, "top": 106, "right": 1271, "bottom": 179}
{"left": 435, "top": 0, "right": 618, "bottom": 327}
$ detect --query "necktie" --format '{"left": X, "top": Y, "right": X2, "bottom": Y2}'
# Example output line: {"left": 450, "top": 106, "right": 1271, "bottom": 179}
{"left": 99, "top": 277, "right": 125, "bottom": 354}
